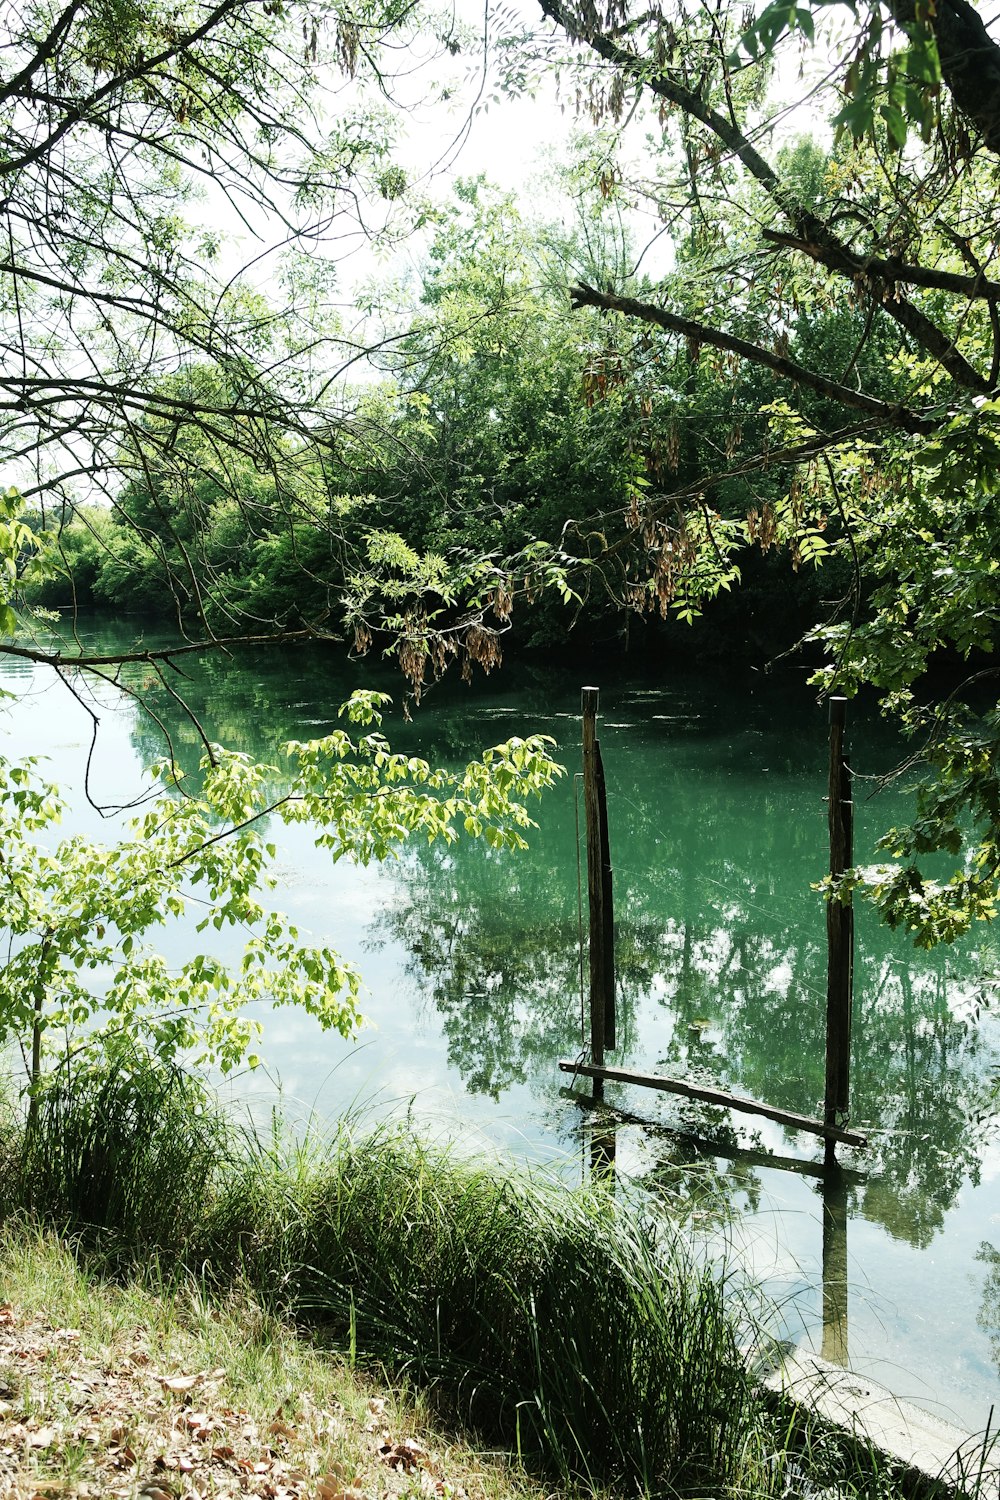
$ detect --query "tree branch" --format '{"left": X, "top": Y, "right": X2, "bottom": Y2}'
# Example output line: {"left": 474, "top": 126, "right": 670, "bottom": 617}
{"left": 539, "top": 0, "right": 991, "bottom": 395}
{"left": 569, "top": 281, "right": 937, "bottom": 433}
{"left": 889, "top": 0, "right": 1000, "bottom": 155}
{"left": 0, "top": 0, "right": 87, "bottom": 107}
{"left": 0, "top": 627, "right": 342, "bottom": 674}
{"left": 0, "top": 0, "right": 246, "bottom": 179}
{"left": 761, "top": 228, "right": 1000, "bottom": 304}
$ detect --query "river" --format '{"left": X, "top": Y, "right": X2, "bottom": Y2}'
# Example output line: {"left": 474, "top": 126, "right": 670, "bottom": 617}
{"left": 5, "top": 620, "right": 1000, "bottom": 1436}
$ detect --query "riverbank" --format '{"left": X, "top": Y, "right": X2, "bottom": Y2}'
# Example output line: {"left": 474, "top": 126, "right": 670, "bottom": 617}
{"left": 0, "top": 1228, "right": 546, "bottom": 1500}
{"left": 0, "top": 1057, "right": 985, "bottom": 1499}
{"left": 4, "top": 1057, "right": 764, "bottom": 1495}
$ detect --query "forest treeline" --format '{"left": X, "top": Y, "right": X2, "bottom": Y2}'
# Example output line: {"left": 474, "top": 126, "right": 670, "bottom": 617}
{"left": 23, "top": 164, "right": 885, "bottom": 667}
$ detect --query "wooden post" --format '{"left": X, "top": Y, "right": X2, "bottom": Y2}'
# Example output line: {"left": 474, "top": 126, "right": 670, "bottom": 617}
{"left": 582, "top": 687, "right": 607, "bottom": 1100}
{"left": 824, "top": 697, "right": 854, "bottom": 1160}
{"left": 595, "top": 740, "right": 616, "bottom": 1049}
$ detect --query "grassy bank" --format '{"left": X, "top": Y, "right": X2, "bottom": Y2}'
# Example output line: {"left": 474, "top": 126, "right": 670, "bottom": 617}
{"left": 0, "top": 1226, "right": 553, "bottom": 1500}
{"left": 0, "top": 1057, "right": 974, "bottom": 1498}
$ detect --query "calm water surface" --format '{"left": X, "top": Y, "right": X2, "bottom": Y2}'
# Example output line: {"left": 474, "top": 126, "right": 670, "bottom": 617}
{"left": 6, "top": 623, "right": 1000, "bottom": 1435}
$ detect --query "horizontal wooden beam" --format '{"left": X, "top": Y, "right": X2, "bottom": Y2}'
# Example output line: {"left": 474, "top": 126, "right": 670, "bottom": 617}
{"left": 559, "top": 1087, "right": 868, "bottom": 1183}
{"left": 558, "top": 1061, "right": 868, "bottom": 1149}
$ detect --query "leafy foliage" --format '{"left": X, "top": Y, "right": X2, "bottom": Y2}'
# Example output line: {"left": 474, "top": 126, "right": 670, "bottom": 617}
{"left": 736, "top": 0, "right": 943, "bottom": 149}
{"left": 0, "top": 687, "right": 561, "bottom": 1086}
{"left": 807, "top": 403, "right": 1000, "bottom": 943}
{"left": 10, "top": 0, "right": 1000, "bottom": 965}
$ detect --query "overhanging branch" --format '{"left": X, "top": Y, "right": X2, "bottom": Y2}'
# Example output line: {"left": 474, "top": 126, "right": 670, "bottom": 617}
{"left": 761, "top": 229, "right": 1000, "bottom": 304}
{"left": 0, "top": 626, "right": 342, "bottom": 674}
{"left": 569, "top": 282, "right": 938, "bottom": 434}
{"left": 540, "top": 0, "right": 991, "bottom": 396}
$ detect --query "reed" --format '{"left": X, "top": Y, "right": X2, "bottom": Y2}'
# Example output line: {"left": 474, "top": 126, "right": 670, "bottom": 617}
{"left": 0, "top": 1058, "right": 972, "bottom": 1498}
{"left": 205, "top": 1121, "right": 768, "bottom": 1494}
{"left": 13, "top": 1052, "right": 230, "bottom": 1258}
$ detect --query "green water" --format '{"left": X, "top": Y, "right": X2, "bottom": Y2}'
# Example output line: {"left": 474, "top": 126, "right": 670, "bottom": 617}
{"left": 5, "top": 622, "right": 1000, "bottom": 1433}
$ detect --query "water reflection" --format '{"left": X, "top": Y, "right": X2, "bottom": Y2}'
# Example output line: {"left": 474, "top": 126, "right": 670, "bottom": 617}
{"left": 822, "top": 1163, "right": 850, "bottom": 1366}
{"left": 573, "top": 1108, "right": 855, "bottom": 1370}
{"left": 378, "top": 825, "right": 995, "bottom": 1256}
{"left": 976, "top": 1244, "right": 1000, "bottom": 1373}
{"left": 18, "top": 623, "right": 1000, "bottom": 1419}
{"left": 113, "top": 638, "right": 1000, "bottom": 1264}
{"left": 589, "top": 1116, "right": 617, "bottom": 1184}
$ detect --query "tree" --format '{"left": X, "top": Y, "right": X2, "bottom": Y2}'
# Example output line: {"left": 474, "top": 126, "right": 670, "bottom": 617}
{"left": 1, "top": 0, "right": 460, "bottom": 658}
{"left": 1, "top": 680, "right": 561, "bottom": 1092}
{"left": 344, "top": 177, "right": 643, "bottom": 662}
{"left": 476, "top": 0, "right": 1000, "bottom": 947}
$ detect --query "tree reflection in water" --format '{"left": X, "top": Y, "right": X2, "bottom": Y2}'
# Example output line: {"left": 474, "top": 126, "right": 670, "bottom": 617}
{"left": 377, "top": 828, "right": 995, "bottom": 1254}
{"left": 115, "top": 637, "right": 1000, "bottom": 1392}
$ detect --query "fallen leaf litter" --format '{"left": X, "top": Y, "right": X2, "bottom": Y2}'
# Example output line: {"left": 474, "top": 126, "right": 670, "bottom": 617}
{"left": 0, "top": 1303, "right": 468, "bottom": 1500}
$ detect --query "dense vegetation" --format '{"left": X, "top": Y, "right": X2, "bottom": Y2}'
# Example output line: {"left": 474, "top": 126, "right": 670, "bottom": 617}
{"left": 1, "top": 1053, "right": 982, "bottom": 1499}
{"left": 4, "top": 1056, "right": 767, "bottom": 1494}
{"left": 22, "top": 169, "right": 882, "bottom": 665}
{"left": 4, "top": 0, "right": 1000, "bottom": 1482}
{"left": 6, "top": 0, "right": 1000, "bottom": 952}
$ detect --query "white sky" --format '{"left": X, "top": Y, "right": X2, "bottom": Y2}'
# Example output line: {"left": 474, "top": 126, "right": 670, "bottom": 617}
{"left": 394, "top": 0, "right": 565, "bottom": 189}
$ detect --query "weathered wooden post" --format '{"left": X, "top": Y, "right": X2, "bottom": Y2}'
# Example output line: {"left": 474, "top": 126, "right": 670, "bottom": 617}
{"left": 824, "top": 696, "right": 854, "bottom": 1161}
{"left": 581, "top": 687, "right": 616, "bottom": 1101}
{"left": 560, "top": 692, "right": 867, "bottom": 1150}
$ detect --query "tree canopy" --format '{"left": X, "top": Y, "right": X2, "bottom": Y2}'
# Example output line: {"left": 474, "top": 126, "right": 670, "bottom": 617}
{"left": 2, "top": 0, "right": 460, "bottom": 658}
{"left": 8, "top": 0, "right": 1000, "bottom": 1057}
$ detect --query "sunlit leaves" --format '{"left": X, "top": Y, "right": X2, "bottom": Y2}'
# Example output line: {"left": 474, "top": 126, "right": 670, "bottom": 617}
{"left": 0, "top": 691, "right": 562, "bottom": 1086}
{"left": 735, "top": 0, "right": 942, "bottom": 150}
{"left": 736, "top": 0, "right": 826, "bottom": 57}
{"left": 805, "top": 401, "right": 1000, "bottom": 947}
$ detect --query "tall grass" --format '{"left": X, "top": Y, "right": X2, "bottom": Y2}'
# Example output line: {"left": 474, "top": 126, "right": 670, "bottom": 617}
{"left": 4, "top": 1056, "right": 919, "bottom": 1498}
{"left": 208, "top": 1124, "right": 769, "bottom": 1494}
{"left": 11, "top": 1054, "right": 229, "bottom": 1257}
